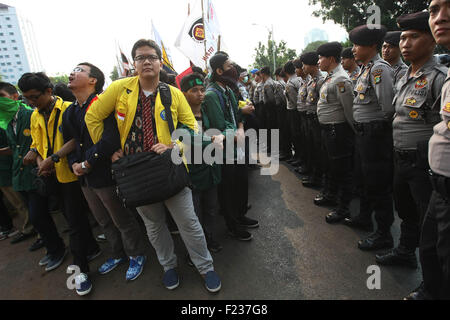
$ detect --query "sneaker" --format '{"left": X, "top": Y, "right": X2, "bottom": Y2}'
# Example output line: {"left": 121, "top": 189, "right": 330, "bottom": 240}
{"left": 87, "top": 249, "right": 102, "bottom": 262}
{"left": 204, "top": 271, "right": 221, "bottom": 293}
{"left": 228, "top": 228, "right": 253, "bottom": 241}
{"left": 163, "top": 269, "right": 180, "bottom": 290}
{"left": 45, "top": 250, "right": 67, "bottom": 272}
{"left": 39, "top": 253, "right": 51, "bottom": 266}
{"left": 96, "top": 234, "right": 107, "bottom": 242}
{"left": 0, "top": 228, "right": 19, "bottom": 241}
{"left": 98, "top": 257, "right": 126, "bottom": 275}
{"left": 237, "top": 216, "right": 259, "bottom": 229}
{"left": 75, "top": 273, "right": 92, "bottom": 296}
{"left": 126, "top": 256, "right": 146, "bottom": 281}
{"left": 404, "top": 282, "right": 434, "bottom": 300}
{"left": 29, "top": 238, "right": 45, "bottom": 252}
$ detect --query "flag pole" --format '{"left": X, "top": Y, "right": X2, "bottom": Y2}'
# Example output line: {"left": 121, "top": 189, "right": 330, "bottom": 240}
{"left": 201, "top": 0, "right": 208, "bottom": 70}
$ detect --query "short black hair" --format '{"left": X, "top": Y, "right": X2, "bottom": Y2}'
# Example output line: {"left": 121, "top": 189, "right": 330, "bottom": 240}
{"left": 180, "top": 72, "right": 205, "bottom": 92}
{"left": 192, "top": 66, "right": 206, "bottom": 77}
{"left": 283, "top": 61, "right": 296, "bottom": 75}
{"left": 260, "top": 66, "right": 271, "bottom": 76}
{"left": 274, "top": 67, "right": 283, "bottom": 76}
{"left": 131, "top": 39, "right": 162, "bottom": 60}
{"left": 18, "top": 72, "right": 53, "bottom": 93}
{"left": 78, "top": 62, "right": 105, "bottom": 94}
{"left": 293, "top": 58, "right": 303, "bottom": 69}
{"left": 0, "top": 82, "right": 18, "bottom": 95}
{"left": 53, "top": 83, "right": 75, "bottom": 102}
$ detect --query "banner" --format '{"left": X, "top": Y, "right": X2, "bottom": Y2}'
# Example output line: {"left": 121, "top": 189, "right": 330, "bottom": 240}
{"left": 151, "top": 21, "right": 176, "bottom": 73}
{"left": 175, "top": 0, "right": 225, "bottom": 70}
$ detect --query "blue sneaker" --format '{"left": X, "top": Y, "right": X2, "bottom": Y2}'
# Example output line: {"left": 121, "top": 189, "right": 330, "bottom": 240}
{"left": 98, "top": 257, "right": 126, "bottom": 275}
{"left": 204, "top": 271, "right": 221, "bottom": 293}
{"left": 75, "top": 273, "right": 92, "bottom": 296}
{"left": 163, "top": 269, "right": 180, "bottom": 290}
{"left": 126, "top": 256, "right": 146, "bottom": 281}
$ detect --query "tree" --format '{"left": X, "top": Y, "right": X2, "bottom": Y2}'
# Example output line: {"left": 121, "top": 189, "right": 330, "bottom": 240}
{"left": 49, "top": 74, "right": 69, "bottom": 85}
{"left": 110, "top": 66, "right": 119, "bottom": 82}
{"left": 302, "top": 40, "right": 328, "bottom": 54}
{"left": 252, "top": 32, "right": 297, "bottom": 74}
{"left": 309, "top": 0, "right": 429, "bottom": 32}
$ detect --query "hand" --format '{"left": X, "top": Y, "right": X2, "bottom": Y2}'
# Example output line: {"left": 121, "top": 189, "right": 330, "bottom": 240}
{"left": 236, "top": 128, "right": 245, "bottom": 143}
{"left": 72, "top": 163, "right": 85, "bottom": 177}
{"left": 241, "top": 104, "right": 255, "bottom": 115}
{"left": 151, "top": 143, "right": 173, "bottom": 155}
{"left": 212, "top": 135, "right": 225, "bottom": 149}
{"left": 38, "top": 157, "right": 55, "bottom": 176}
{"left": 111, "top": 149, "right": 124, "bottom": 163}
{"left": 23, "top": 151, "right": 38, "bottom": 166}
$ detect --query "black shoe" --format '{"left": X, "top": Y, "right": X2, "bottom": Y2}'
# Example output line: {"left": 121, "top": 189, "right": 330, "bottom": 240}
{"left": 228, "top": 228, "right": 253, "bottom": 241}
{"left": 279, "top": 154, "right": 290, "bottom": 161}
{"left": 344, "top": 216, "right": 373, "bottom": 232}
{"left": 10, "top": 232, "right": 35, "bottom": 245}
{"left": 325, "top": 210, "right": 349, "bottom": 224}
{"left": 28, "top": 238, "right": 45, "bottom": 252}
{"left": 96, "top": 234, "right": 107, "bottom": 242}
{"left": 302, "top": 177, "right": 320, "bottom": 188}
{"left": 290, "top": 160, "right": 302, "bottom": 167}
{"left": 314, "top": 193, "right": 337, "bottom": 207}
{"left": 358, "top": 231, "right": 393, "bottom": 251}
{"left": 237, "top": 216, "right": 259, "bottom": 229}
{"left": 87, "top": 248, "right": 102, "bottom": 262}
{"left": 375, "top": 247, "right": 418, "bottom": 268}
{"left": 295, "top": 166, "right": 309, "bottom": 175}
{"left": 404, "top": 283, "right": 434, "bottom": 300}
{"left": 286, "top": 158, "right": 296, "bottom": 164}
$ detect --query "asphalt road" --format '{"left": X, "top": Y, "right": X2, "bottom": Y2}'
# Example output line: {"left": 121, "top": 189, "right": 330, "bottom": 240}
{"left": 0, "top": 161, "right": 421, "bottom": 300}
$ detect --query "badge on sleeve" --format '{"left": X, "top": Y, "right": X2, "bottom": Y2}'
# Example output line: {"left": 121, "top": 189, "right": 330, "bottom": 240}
{"left": 447, "top": 121, "right": 450, "bottom": 130}
{"left": 409, "top": 110, "right": 419, "bottom": 119}
{"left": 415, "top": 77, "right": 428, "bottom": 89}
{"left": 372, "top": 69, "right": 383, "bottom": 84}
{"left": 337, "top": 82, "right": 345, "bottom": 93}
{"left": 405, "top": 98, "right": 417, "bottom": 106}
{"left": 444, "top": 102, "right": 450, "bottom": 113}
{"left": 23, "top": 129, "right": 31, "bottom": 137}
{"left": 356, "top": 84, "right": 363, "bottom": 92}
{"left": 359, "top": 94, "right": 365, "bottom": 100}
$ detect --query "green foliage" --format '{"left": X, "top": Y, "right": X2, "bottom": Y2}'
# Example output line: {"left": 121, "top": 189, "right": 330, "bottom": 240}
{"left": 110, "top": 66, "right": 119, "bottom": 82}
{"left": 252, "top": 32, "right": 297, "bottom": 74}
{"left": 309, "top": 0, "right": 429, "bottom": 32}
{"left": 302, "top": 40, "right": 328, "bottom": 54}
{"left": 49, "top": 74, "right": 69, "bottom": 85}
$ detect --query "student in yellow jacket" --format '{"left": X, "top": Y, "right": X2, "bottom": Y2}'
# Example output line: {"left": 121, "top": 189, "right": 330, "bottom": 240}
{"left": 85, "top": 39, "right": 221, "bottom": 293}
{"left": 19, "top": 72, "right": 100, "bottom": 274}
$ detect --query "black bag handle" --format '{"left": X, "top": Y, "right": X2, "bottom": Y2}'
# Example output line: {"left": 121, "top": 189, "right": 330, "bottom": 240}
{"left": 44, "top": 103, "right": 61, "bottom": 156}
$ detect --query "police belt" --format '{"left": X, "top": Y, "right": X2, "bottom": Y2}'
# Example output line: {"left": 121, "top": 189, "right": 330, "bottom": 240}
{"left": 306, "top": 112, "right": 317, "bottom": 119}
{"left": 320, "top": 122, "right": 348, "bottom": 132}
{"left": 394, "top": 148, "right": 417, "bottom": 163}
{"left": 353, "top": 120, "right": 391, "bottom": 133}
{"left": 429, "top": 170, "right": 450, "bottom": 199}
{"left": 298, "top": 110, "right": 308, "bottom": 116}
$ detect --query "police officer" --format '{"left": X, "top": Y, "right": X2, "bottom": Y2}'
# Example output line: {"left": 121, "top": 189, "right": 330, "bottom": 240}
{"left": 316, "top": 42, "right": 355, "bottom": 222}
{"left": 345, "top": 25, "right": 396, "bottom": 250}
{"left": 376, "top": 11, "right": 447, "bottom": 270}
{"left": 382, "top": 31, "right": 409, "bottom": 88}
{"left": 406, "top": 1, "right": 450, "bottom": 300}
{"left": 261, "top": 66, "right": 278, "bottom": 155}
{"left": 341, "top": 47, "right": 361, "bottom": 88}
{"left": 283, "top": 60, "right": 302, "bottom": 164}
{"left": 274, "top": 68, "right": 291, "bottom": 160}
{"left": 294, "top": 60, "right": 311, "bottom": 172}
{"left": 302, "top": 52, "right": 326, "bottom": 188}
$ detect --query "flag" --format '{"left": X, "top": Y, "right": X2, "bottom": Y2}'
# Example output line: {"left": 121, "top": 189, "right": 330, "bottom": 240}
{"left": 119, "top": 47, "right": 131, "bottom": 77}
{"left": 175, "top": 66, "right": 193, "bottom": 89}
{"left": 175, "top": 0, "right": 225, "bottom": 70}
{"left": 151, "top": 21, "right": 176, "bottom": 73}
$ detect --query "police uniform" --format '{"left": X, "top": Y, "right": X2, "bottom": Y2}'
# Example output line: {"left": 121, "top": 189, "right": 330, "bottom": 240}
{"left": 296, "top": 74, "right": 311, "bottom": 168}
{"left": 316, "top": 46, "right": 356, "bottom": 222}
{"left": 341, "top": 47, "right": 361, "bottom": 88}
{"left": 384, "top": 31, "right": 409, "bottom": 88}
{"left": 348, "top": 25, "right": 396, "bottom": 249}
{"left": 262, "top": 77, "right": 278, "bottom": 153}
{"left": 274, "top": 78, "right": 291, "bottom": 158}
{"left": 285, "top": 74, "right": 302, "bottom": 161}
{"left": 349, "top": 67, "right": 361, "bottom": 88}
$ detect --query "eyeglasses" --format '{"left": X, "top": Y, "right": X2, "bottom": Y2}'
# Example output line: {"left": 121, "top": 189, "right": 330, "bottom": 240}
{"left": 134, "top": 54, "right": 160, "bottom": 63}
{"left": 72, "top": 67, "right": 89, "bottom": 74}
{"left": 23, "top": 92, "right": 43, "bottom": 101}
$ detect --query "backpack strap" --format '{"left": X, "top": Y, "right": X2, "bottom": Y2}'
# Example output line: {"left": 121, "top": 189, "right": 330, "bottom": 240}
{"left": 158, "top": 82, "right": 175, "bottom": 136}
{"left": 206, "top": 87, "right": 226, "bottom": 113}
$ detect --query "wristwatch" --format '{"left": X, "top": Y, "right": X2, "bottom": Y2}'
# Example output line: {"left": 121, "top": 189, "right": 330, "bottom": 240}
{"left": 81, "top": 161, "right": 88, "bottom": 171}
{"left": 50, "top": 154, "right": 60, "bottom": 163}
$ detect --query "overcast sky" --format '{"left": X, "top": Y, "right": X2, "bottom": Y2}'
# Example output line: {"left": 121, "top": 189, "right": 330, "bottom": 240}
{"left": 4, "top": 0, "right": 348, "bottom": 80}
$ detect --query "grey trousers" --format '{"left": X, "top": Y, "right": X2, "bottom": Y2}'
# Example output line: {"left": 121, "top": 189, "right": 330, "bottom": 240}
{"left": 81, "top": 185, "right": 146, "bottom": 258}
{"left": 136, "top": 187, "right": 214, "bottom": 275}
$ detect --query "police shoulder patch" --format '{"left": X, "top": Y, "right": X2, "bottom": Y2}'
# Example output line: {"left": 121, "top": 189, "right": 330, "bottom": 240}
{"left": 444, "top": 102, "right": 450, "bottom": 113}
{"left": 405, "top": 97, "right": 417, "bottom": 106}
{"left": 372, "top": 69, "right": 383, "bottom": 84}
{"left": 337, "top": 82, "right": 346, "bottom": 93}
{"left": 409, "top": 110, "right": 419, "bottom": 119}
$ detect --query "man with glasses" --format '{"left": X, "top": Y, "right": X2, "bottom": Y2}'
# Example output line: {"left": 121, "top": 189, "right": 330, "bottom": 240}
{"left": 85, "top": 39, "right": 221, "bottom": 293}
{"left": 18, "top": 72, "right": 100, "bottom": 275}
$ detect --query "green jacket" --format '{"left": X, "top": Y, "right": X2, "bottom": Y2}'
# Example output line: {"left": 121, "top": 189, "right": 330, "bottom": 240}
{"left": 178, "top": 105, "right": 221, "bottom": 191}
{"left": 5, "top": 106, "right": 36, "bottom": 192}
{"left": 0, "top": 129, "right": 12, "bottom": 187}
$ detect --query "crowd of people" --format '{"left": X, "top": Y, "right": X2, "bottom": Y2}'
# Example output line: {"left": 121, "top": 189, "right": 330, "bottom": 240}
{"left": 0, "top": 0, "right": 449, "bottom": 300}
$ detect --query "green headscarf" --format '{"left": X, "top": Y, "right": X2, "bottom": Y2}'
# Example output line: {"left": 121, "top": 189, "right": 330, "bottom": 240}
{"left": 0, "top": 97, "right": 32, "bottom": 130}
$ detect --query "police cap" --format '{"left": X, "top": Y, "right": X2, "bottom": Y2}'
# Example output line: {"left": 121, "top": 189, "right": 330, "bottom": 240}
{"left": 349, "top": 24, "right": 387, "bottom": 46}
{"left": 300, "top": 51, "right": 319, "bottom": 66}
{"left": 397, "top": 11, "right": 431, "bottom": 33}
{"left": 383, "top": 31, "right": 402, "bottom": 47}
{"left": 341, "top": 47, "right": 354, "bottom": 59}
{"left": 317, "top": 42, "right": 343, "bottom": 58}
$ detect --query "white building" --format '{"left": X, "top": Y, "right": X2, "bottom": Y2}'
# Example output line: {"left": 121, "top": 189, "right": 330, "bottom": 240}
{"left": 0, "top": 3, "right": 42, "bottom": 84}
{"left": 304, "top": 28, "right": 329, "bottom": 47}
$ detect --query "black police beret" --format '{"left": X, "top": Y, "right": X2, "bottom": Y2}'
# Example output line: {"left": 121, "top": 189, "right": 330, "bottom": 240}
{"left": 300, "top": 51, "right": 319, "bottom": 66}
{"left": 317, "top": 42, "right": 343, "bottom": 58}
{"left": 384, "top": 31, "right": 402, "bottom": 47}
{"left": 209, "top": 53, "right": 229, "bottom": 72}
{"left": 349, "top": 24, "right": 388, "bottom": 46}
{"left": 397, "top": 11, "right": 431, "bottom": 33}
{"left": 341, "top": 47, "right": 354, "bottom": 59}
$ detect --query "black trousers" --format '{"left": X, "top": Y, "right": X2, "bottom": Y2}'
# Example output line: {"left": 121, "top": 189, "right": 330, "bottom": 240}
{"left": 21, "top": 190, "right": 65, "bottom": 256}
{"left": 287, "top": 109, "right": 302, "bottom": 160}
{"left": 218, "top": 163, "right": 248, "bottom": 231}
{"left": 420, "top": 185, "right": 450, "bottom": 300}
{"left": 354, "top": 121, "right": 395, "bottom": 233}
{"left": 0, "top": 191, "right": 13, "bottom": 229}
{"left": 277, "top": 105, "right": 291, "bottom": 156}
{"left": 307, "top": 114, "right": 324, "bottom": 183}
{"left": 393, "top": 152, "right": 433, "bottom": 250}
{"left": 321, "top": 122, "right": 354, "bottom": 213}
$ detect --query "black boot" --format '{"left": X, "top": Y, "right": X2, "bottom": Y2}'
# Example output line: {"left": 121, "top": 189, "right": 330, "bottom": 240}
{"left": 375, "top": 245, "right": 418, "bottom": 268}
